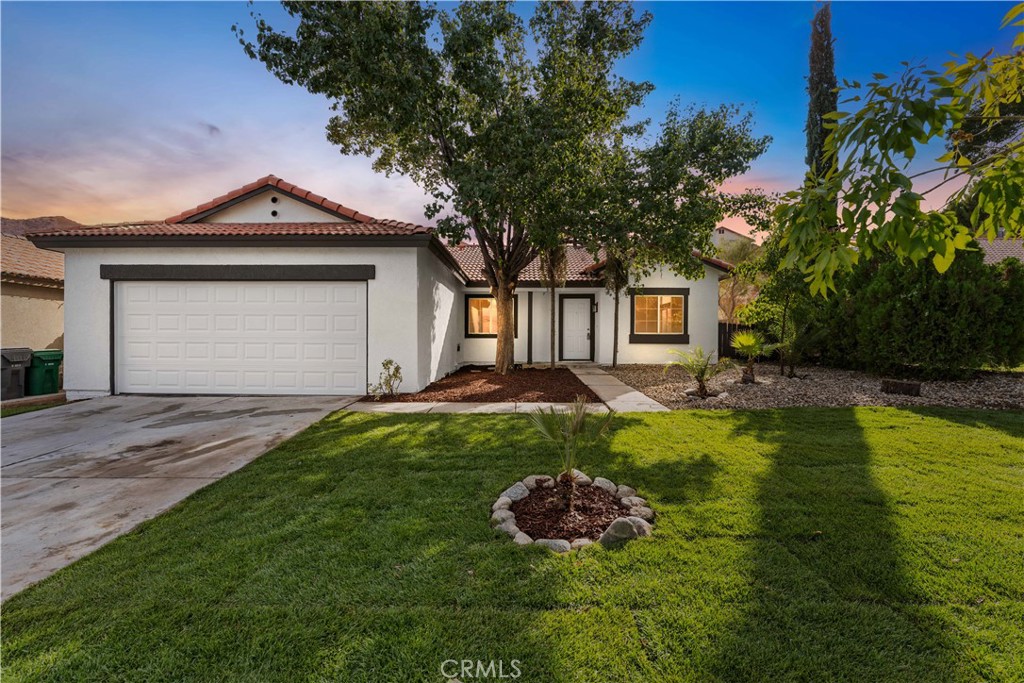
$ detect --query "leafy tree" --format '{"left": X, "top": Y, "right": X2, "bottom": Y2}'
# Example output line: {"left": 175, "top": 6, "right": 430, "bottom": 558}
{"left": 716, "top": 237, "right": 761, "bottom": 324}
{"left": 777, "top": 3, "right": 1024, "bottom": 295}
{"left": 236, "top": 1, "right": 652, "bottom": 373}
{"left": 581, "top": 105, "right": 771, "bottom": 366}
{"left": 805, "top": 1, "right": 838, "bottom": 223}
{"left": 538, "top": 244, "right": 567, "bottom": 369}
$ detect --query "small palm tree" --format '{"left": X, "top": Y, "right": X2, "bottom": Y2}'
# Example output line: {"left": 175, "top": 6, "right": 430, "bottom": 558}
{"left": 528, "top": 396, "right": 613, "bottom": 510}
{"left": 664, "top": 346, "right": 731, "bottom": 398}
{"left": 731, "top": 330, "right": 777, "bottom": 384}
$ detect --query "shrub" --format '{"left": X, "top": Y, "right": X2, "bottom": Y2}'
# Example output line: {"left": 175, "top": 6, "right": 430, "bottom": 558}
{"left": 731, "top": 331, "right": 777, "bottom": 384}
{"left": 809, "top": 247, "right": 1024, "bottom": 379}
{"left": 528, "top": 396, "right": 613, "bottom": 509}
{"left": 665, "top": 346, "right": 731, "bottom": 398}
{"left": 368, "top": 359, "right": 403, "bottom": 400}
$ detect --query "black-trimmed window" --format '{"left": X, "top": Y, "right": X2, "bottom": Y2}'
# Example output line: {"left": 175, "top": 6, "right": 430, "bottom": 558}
{"left": 465, "top": 294, "right": 518, "bottom": 338}
{"left": 629, "top": 288, "right": 689, "bottom": 343}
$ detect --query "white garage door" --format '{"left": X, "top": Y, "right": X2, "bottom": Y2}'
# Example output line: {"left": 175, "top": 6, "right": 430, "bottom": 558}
{"left": 115, "top": 281, "right": 366, "bottom": 395}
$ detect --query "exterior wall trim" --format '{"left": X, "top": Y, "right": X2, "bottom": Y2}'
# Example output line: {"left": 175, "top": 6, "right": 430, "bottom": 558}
{"left": 558, "top": 293, "right": 595, "bottom": 361}
{"left": 628, "top": 287, "right": 690, "bottom": 344}
{"left": 99, "top": 264, "right": 376, "bottom": 281}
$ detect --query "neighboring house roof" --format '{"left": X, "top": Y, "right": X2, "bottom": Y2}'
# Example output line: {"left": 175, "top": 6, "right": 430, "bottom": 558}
{"left": 448, "top": 243, "right": 732, "bottom": 287}
{"left": 714, "top": 226, "right": 754, "bottom": 241}
{"left": 164, "top": 174, "right": 376, "bottom": 223}
{"left": 1, "top": 234, "right": 65, "bottom": 287}
{"left": 978, "top": 239, "right": 1024, "bottom": 265}
{"left": 1, "top": 216, "right": 75, "bottom": 287}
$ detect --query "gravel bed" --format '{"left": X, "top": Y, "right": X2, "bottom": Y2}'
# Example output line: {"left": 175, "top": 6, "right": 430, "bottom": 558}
{"left": 604, "top": 363, "right": 1024, "bottom": 411}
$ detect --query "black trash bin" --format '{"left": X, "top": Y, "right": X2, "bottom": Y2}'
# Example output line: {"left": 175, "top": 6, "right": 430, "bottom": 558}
{"left": 2, "top": 348, "right": 34, "bottom": 401}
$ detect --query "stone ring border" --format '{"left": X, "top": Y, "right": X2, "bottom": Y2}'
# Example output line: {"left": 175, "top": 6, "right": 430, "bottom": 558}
{"left": 490, "top": 470, "right": 656, "bottom": 552}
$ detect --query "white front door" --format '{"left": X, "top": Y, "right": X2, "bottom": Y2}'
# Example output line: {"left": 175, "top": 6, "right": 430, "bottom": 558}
{"left": 115, "top": 281, "right": 367, "bottom": 395}
{"left": 561, "top": 296, "right": 592, "bottom": 361}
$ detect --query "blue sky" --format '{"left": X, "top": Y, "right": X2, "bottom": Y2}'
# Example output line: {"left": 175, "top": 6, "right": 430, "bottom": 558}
{"left": 1, "top": 1, "right": 1016, "bottom": 230}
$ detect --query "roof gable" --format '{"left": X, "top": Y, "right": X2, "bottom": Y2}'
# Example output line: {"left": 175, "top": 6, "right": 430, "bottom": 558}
{"left": 164, "top": 175, "right": 376, "bottom": 224}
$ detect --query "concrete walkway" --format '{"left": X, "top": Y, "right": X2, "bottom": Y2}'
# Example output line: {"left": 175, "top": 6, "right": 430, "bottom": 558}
{"left": 569, "top": 365, "right": 669, "bottom": 412}
{"left": 348, "top": 365, "right": 667, "bottom": 414}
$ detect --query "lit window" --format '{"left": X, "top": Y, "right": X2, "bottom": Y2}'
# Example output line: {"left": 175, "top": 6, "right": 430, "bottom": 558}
{"left": 468, "top": 297, "right": 497, "bottom": 335}
{"left": 633, "top": 295, "right": 683, "bottom": 334}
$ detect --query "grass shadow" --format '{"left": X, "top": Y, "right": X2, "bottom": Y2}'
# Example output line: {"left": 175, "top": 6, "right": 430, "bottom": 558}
{"left": 710, "top": 407, "right": 961, "bottom": 680}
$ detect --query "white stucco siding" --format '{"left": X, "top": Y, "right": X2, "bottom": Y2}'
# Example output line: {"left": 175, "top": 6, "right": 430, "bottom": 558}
{"left": 61, "top": 246, "right": 426, "bottom": 399}
{"left": 597, "top": 265, "right": 722, "bottom": 365}
{"left": 416, "top": 248, "right": 462, "bottom": 387}
{"left": 200, "top": 191, "right": 352, "bottom": 223}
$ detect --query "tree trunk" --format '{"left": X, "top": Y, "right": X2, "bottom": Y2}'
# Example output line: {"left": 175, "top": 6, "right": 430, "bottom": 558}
{"left": 549, "top": 284, "right": 557, "bottom": 369}
{"left": 493, "top": 278, "right": 516, "bottom": 375}
{"left": 779, "top": 293, "right": 791, "bottom": 376}
{"left": 612, "top": 288, "right": 621, "bottom": 368}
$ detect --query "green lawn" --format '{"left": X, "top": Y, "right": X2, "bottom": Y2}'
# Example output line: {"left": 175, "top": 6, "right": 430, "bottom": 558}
{"left": 1, "top": 399, "right": 65, "bottom": 418}
{"left": 3, "top": 407, "right": 1023, "bottom": 682}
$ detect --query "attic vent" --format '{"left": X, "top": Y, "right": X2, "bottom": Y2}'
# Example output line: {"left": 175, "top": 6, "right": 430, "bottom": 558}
{"left": 271, "top": 210, "right": 279, "bottom": 217}
{"left": 270, "top": 196, "right": 279, "bottom": 204}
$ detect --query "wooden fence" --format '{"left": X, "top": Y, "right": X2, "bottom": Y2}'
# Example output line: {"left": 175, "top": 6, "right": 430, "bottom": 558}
{"left": 718, "top": 322, "right": 753, "bottom": 359}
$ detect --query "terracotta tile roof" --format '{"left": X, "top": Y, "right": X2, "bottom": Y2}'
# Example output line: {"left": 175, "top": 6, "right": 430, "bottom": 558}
{"left": 447, "top": 244, "right": 605, "bottom": 285}
{"left": 2, "top": 234, "right": 64, "bottom": 286}
{"left": 1, "top": 215, "right": 81, "bottom": 237}
{"left": 979, "top": 239, "right": 1024, "bottom": 265}
{"left": 164, "top": 174, "right": 376, "bottom": 224}
{"left": 448, "top": 243, "right": 732, "bottom": 285}
{"left": 25, "top": 220, "right": 432, "bottom": 239}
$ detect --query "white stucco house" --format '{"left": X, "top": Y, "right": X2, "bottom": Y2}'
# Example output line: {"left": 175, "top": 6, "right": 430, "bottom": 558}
{"left": 27, "top": 175, "right": 732, "bottom": 400}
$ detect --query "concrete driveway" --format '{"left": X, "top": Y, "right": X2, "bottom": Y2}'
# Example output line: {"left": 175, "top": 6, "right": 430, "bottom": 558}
{"left": 1, "top": 395, "right": 358, "bottom": 599}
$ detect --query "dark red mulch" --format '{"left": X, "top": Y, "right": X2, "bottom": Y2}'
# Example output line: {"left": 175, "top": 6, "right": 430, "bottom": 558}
{"left": 366, "top": 366, "right": 600, "bottom": 403}
{"left": 511, "top": 480, "right": 625, "bottom": 541}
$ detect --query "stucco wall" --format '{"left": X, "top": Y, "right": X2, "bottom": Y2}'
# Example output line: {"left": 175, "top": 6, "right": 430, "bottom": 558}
{"left": 1, "top": 283, "right": 64, "bottom": 350}
{"left": 202, "top": 191, "right": 354, "bottom": 223}
{"left": 597, "top": 265, "right": 722, "bottom": 365}
{"left": 456, "top": 266, "right": 722, "bottom": 368}
{"left": 416, "top": 248, "right": 462, "bottom": 387}
{"left": 61, "top": 246, "right": 427, "bottom": 399}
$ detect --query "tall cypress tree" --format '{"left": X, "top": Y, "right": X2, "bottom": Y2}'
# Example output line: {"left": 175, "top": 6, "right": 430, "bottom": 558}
{"left": 805, "top": 3, "right": 838, "bottom": 186}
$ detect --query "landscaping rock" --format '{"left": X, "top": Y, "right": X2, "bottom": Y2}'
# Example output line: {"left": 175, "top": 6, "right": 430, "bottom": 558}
{"left": 620, "top": 495, "right": 647, "bottom": 508}
{"left": 500, "top": 481, "right": 530, "bottom": 502}
{"left": 717, "top": 392, "right": 729, "bottom": 399}
{"left": 598, "top": 517, "right": 638, "bottom": 548}
{"left": 627, "top": 516, "right": 653, "bottom": 537}
{"left": 615, "top": 485, "right": 636, "bottom": 499}
{"left": 535, "top": 538, "right": 572, "bottom": 553}
{"left": 629, "top": 506, "right": 656, "bottom": 522}
{"left": 571, "top": 469, "right": 592, "bottom": 486}
{"left": 523, "top": 474, "right": 554, "bottom": 490}
{"left": 570, "top": 538, "right": 593, "bottom": 550}
{"left": 492, "top": 496, "right": 512, "bottom": 512}
{"left": 497, "top": 520, "right": 520, "bottom": 537}
{"left": 592, "top": 477, "right": 617, "bottom": 494}
{"left": 513, "top": 532, "right": 534, "bottom": 546}
{"left": 490, "top": 509, "right": 515, "bottom": 526}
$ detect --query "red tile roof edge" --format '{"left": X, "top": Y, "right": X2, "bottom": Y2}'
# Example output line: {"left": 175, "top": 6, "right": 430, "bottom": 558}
{"left": 163, "top": 175, "right": 377, "bottom": 224}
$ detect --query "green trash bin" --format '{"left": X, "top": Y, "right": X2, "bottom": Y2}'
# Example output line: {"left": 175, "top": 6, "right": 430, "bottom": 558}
{"left": 26, "top": 350, "right": 63, "bottom": 396}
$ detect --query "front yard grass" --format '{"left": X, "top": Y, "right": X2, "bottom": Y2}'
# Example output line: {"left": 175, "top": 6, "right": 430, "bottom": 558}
{"left": 3, "top": 407, "right": 1022, "bottom": 682}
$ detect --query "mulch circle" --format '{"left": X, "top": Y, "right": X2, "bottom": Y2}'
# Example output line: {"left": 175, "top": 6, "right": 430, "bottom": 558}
{"left": 366, "top": 365, "right": 600, "bottom": 403}
{"left": 511, "top": 480, "right": 624, "bottom": 541}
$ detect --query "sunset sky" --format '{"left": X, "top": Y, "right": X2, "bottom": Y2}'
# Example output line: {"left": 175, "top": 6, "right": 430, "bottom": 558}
{"left": 1, "top": 1, "right": 1015, "bottom": 234}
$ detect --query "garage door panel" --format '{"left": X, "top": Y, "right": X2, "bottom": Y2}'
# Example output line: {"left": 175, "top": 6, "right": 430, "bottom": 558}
{"left": 115, "top": 281, "right": 366, "bottom": 395}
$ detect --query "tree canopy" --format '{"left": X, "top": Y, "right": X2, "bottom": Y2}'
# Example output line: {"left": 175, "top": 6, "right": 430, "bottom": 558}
{"left": 777, "top": 2, "right": 1024, "bottom": 295}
